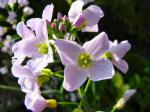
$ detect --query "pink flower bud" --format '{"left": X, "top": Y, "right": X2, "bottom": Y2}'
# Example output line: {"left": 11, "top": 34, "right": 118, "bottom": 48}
{"left": 63, "top": 15, "right": 69, "bottom": 22}
{"left": 59, "top": 23, "right": 66, "bottom": 31}
{"left": 51, "top": 22, "right": 57, "bottom": 30}
{"left": 57, "top": 12, "right": 63, "bottom": 20}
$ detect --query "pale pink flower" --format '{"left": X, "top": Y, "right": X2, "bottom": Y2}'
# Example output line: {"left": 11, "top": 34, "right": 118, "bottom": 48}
{"left": 55, "top": 32, "right": 115, "bottom": 91}
{"left": 11, "top": 62, "right": 41, "bottom": 93}
{"left": 68, "top": 0, "right": 104, "bottom": 32}
{"left": 25, "top": 87, "right": 47, "bottom": 112}
{"left": 13, "top": 21, "right": 53, "bottom": 66}
{"left": 0, "top": 0, "right": 9, "bottom": 8}
{"left": 102, "top": 40, "right": 131, "bottom": 73}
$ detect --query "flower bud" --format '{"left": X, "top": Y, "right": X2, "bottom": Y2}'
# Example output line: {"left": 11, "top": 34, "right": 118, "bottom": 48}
{"left": 47, "top": 99, "right": 57, "bottom": 109}
{"left": 59, "top": 22, "right": 66, "bottom": 31}
{"left": 18, "top": 0, "right": 29, "bottom": 7}
{"left": 23, "top": 6, "right": 34, "bottom": 16}
{"left": 51, "top": 22, "right": 57, "bottom": 30}
{"left": 63, "top": 15, "right": 69, "bottom": 22}
{"left": 115, "top": 89, "right": 136, "bottom": 109}
{"left": 57, "top": 12, "right": 63, "bottom": 20}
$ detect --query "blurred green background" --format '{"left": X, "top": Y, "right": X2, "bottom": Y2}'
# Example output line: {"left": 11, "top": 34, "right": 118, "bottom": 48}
{"left": 0, "top": 0, "right": 150, "bottom": 112}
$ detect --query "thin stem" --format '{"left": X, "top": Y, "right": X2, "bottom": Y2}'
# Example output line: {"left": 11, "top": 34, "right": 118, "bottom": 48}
{"left": 78, "top": 88, "right": 83, "bottom": 97}
{"left": 111, "top": 107, "right": 117, "bottom": 112}
{"left": 54, "top": 73, "right": 64, "bottom": 78}
{"left": 84, "top": 79, "right": 91, "bottom": 93}
{"left": 0, "top": 85, "right": 21, "bottom": 92}
{"left": 78, "top": 79, "right": 91, "bottom": 109}
{"left": 58, "top": 102, "right": 78, "bottom": 105}
{"left": 41, "top": 89, "right": 60, "bottom": 94}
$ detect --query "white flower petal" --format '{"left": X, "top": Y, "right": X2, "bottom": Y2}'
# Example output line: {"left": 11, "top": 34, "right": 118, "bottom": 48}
{"left": 113, "top": 59, "right": 129, "bottom": 74}
{"left": 68, "top": 1, "right": 84, "bottom": 21}
{"left": 83, "top": 32, "right": 110, "bottom": 60}
{"left": 63, "top": 65, "right": 87, "bottom": 91}
{"left": 42, "top": 4, "right": 54, "bottom": 22}
{"left": 88, "top": 59, "right": 115, "bottom": 81}
{"left": 55, "top": 39, "right": 83, "bottom": 65}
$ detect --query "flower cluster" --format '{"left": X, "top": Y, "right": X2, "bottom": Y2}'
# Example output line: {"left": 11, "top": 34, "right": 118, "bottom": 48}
{"left": 11, "top": 0, "right": 131, "bottom": 112}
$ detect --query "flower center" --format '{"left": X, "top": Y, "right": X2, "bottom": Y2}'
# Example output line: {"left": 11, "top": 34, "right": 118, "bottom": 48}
{"left": 78, "top": 53, "right": 92, "bottom": 69}
{"left": 36, "top": 43, "right": 48, "bottom": 54}
{"left": 102, "top": 51, "right": 114, "bottom": 60}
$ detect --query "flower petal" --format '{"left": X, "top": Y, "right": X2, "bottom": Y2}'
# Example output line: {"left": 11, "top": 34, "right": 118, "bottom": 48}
{"left": 26, "top": 18, "right": 42, "bottom": 31}
{"left": 11, "top": 65, "right": 32, "bottom": 78}
{"left": 63, "top": 65, "right": 87, "bottom": 91}
{"left": 123, "top": 89, "right": 136, "bottom": 102}
{"left": 26, "top": 55, "right": 53, "bottom": 77}
{"left": 82, "top": 5, "right": 104, "bottom": 26}
{"left": 23, "top": 38, "right": 41, "bottom": 58}
{"left": 68, "top": 1, "right": 84, "bottom": 21}
{"left": 110, "top": 40, "right": 131, "bottom": 58}
{"left": 55, "top": 39, "right": 83, "bottom": 65}
{"left": 83, "top": 32, "right": 110, "bottom": 60}
{"left": 35, "top": 20, "right": 48, "bottom": 42}
{"left": 16, "top": 22, "right": 34, "bottom": 39}
{"left": 12, "top": 40, "right": 26, "bottom": 64}
{"left": 82, "top": 24, "right": 98, "bottom": 32}
{"left": 112, "top": 59, "right": 128, "bottom": 74}
{"left": 18, "top": 77, "right": 37, "bottom": 93}
{"left": 88, "top": 59, "right": 115, "bottom": 81}
{"left": 25, "top": 91, "right": 47, "bottom": 112}
{"left": 42, "top": 4, "right": 54, "bottom": 22}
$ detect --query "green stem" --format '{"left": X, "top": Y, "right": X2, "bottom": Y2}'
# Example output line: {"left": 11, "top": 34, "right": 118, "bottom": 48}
{"left": 54, "top": 73, "right": 64, "bottom": 78}
{"left": 0, "top": 85, "right": 21, "bottom": 91}
{"left": 84, "top": 79, "right": 91, "bottom": 93}
{"left": 78, "top": 79, "right": 91, "bottom": 109}
{"left": 111, "top": 107, "right": 117, "bottom": 112}
{"left": 58, "top": 102, "right": 78, "bottom": 105}
{"left": 78, "top": 88, "right": 83, "bottom": 97}
{"left": 41, "top": 89, "right": 60, "bottom": 94}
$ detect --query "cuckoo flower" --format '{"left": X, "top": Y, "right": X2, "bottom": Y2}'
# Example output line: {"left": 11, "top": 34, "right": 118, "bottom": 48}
{"left": 25, "top": 87, "right": 47, "bottom": 112}
{"left": 25, "top": 87, "right": 58, "bottom": 112}
{"left": 55, "top": 32, "right": 115, "bottom": 91}
{"left": 102, "top": 39, "right": 131, "bottom": 73}
{"left": 11, "top": 60, "right": 41, "bottom": 93}
{"left": 13, "top": 21, "right": 53, "bottom": 66}
{"left": 68, "top": 0, "right": 104, "bottom": 32}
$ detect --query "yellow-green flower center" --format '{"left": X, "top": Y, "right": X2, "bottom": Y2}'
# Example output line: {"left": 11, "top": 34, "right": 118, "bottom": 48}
{"left": 37, "top": 43, "right": 48, "bottom": 54}
{"left": 102, "top": 51, "right": 114, "bottom": 60}
{"left": 78, "top": 53, "right": 92, "bottom": 69}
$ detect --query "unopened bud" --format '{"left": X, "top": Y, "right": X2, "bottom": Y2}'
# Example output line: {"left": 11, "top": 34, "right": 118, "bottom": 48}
{"left": 63, "top": 15, "right": 69, "bottom": 22}
{"left": 59, "top": 23, "right": 66, "bottom": 31}
{"left": 57, "top": 12, "right": 63, "bottom": 20}
{"left": 23, "top": 6, "right": 34, "bottom": 16}
{"left": 115, "top": 89, "right": 136, "bottom": 109}
{"left": 51, "top": 22, "right": 57, "bottom": 30}
{"left": 47, "top": 99, "right": 57, "bottom": 109}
